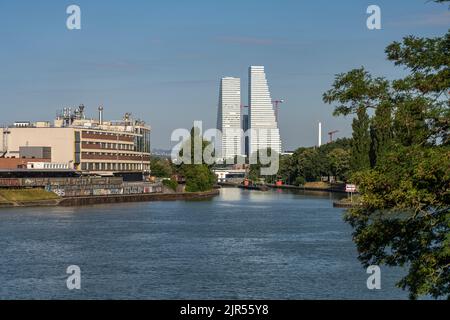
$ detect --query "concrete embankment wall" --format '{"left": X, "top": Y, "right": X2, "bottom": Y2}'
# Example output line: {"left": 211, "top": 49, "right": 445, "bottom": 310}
{"left": 267, "top": 184, "right": 350, "bottom": 194}
{"left": 59, "top": 189, "right": 220, "bottom": 207}
{"left": 44, "top": 179, "right": 162, "bottom": 197}
{"left": 219, "top": 182, "right": 350, "bottom": 194}
{"left": 0, "top": 177, "right": 163, "bottom": 197}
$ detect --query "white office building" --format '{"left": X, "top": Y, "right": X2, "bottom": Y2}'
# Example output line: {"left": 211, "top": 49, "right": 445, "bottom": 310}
{"left": 248, "top": 66, "right": 282, "bottom": 155}
{"left": 217, "top": 77, "right": 242, "bottom": 160}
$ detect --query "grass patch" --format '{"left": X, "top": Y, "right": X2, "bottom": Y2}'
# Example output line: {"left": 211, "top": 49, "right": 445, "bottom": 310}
{"left": 0, "top": 196, "right": 11, "bottom": 204}
{"left": 0, "top": 189, "right": 60, "bottom": 202}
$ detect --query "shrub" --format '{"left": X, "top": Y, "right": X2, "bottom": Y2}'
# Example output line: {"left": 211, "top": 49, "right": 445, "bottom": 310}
{"left": 162, "top": 179, "right": 178, "bottom": 191}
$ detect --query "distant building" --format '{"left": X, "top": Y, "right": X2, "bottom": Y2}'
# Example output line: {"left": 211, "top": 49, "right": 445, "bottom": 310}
{"left": 0, "top": 105, "right": 151, "bottom": 176}
{"left": 248, "top": 66, "right": 282, "bottom": 155}
{"left": 217, "top": 77, "right": 242, "bottom": 160}
{"left": 0, "top": 158, "right": 50, "bottom": 170}
{"left": 213, "top": 168, "right": 246, "bottom": 183}
{"left": 19, "top": 146, "right": 52, "bottom": 159}
{"left": 27, "top": 162, "right": 71, "bottom": 170}
{"left": 281, "top": 151, "right": 294, "bottom": 156}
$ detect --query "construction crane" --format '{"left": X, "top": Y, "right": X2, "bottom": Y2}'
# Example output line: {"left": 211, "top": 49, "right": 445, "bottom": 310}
{"left": 272, "top": 99, "right": 285, "bottom": 123}
{"left": 328, "top": 130, "right": 339, "bottom": 143}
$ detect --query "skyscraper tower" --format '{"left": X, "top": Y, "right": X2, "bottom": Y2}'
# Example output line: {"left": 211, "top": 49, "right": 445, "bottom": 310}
{"left": 217, "top": 77, "right": 242, "bottom": 160}
{"left": 248, "top": 66, "right": 282, "bottom": 155}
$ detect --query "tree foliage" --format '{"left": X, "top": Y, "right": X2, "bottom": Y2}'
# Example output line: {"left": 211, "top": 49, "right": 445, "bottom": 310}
{"left": 162, "top": 178, "right": 178, "bottom": 191}
{"left": 150, "top": 156, "right": 173, "bottom": 178}
{"left": 176, "top": 127, "right": 217, "bottom": 192}
{"left": 352, "top": 107, "right": 372, "bottom": 171}
{"left": 324, "top": 67, "right": 391, "bottom": 170}
{"left": 270, "top": 138, "right": 352, "bottom": 185}
{"left": 348, "top": 146, "right": 450, "bottom": 299}
{"left": 184, "top": 164, "right": 216, "bottom": 192}
{"left": 370, "top": 101, "right": 393, "bottom": 166}
{"left": 325, "top": 25, "right": 450, "bottom": 299}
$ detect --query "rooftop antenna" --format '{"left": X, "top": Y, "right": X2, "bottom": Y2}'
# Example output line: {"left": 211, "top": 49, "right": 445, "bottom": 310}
{"left": 98, "top": 106, "right": 104, "bottom": 125}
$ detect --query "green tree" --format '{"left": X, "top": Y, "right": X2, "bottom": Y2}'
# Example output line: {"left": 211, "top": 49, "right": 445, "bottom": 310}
{"left": 327, "top": 21, "right": 449, "bottom": 299}
{"left": 247, "top": 148, "right": 279, "bottom": 183}
{"left": 296, "top": 148, "right": 321, "bottom": 182}
{"left": 275, "top": 139, "right": 352, "bottom": 185}
{"left": 176, "top": 127, "right": 217, "bottom": 192}
{"left": 150, "top": 156, "right": 173, "bottom": 178}
{"left": 351, "top": 107, "right": 371, "bottom": 171}
{"left": 323, "top": 68, "right": 390, "bottom": 170}
{"left": 327, "top": 148, "right": 350, "bottom": 182}
{"left": 184, "top": 164, "right": 216, "bottom": 192}
{"left": 369, "top": 101, "right": 393, "bottom": 167}
{"left": 323, "top": 68, "right": 390, "bottom": 117}
{"left": 278, "top": 154, "right": 298, "bottom": 185}
{"left": 386, "top": 31, "right": 449, "bottom": 146}
{"left": 162, "top": 178, "right": 178, "bottom": 191}
{"left": 348, "top": 146, "right": 449, "bottom": 299}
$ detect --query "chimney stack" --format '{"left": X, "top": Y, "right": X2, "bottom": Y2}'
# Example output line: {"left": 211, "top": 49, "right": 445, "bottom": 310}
{"left": 318, "top": 122, "right": 322, "bottom": 147}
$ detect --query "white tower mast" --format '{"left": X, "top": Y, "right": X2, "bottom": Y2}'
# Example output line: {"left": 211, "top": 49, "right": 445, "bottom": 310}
{"left": 318, "top": 122, "right": 322, "bottom": 147}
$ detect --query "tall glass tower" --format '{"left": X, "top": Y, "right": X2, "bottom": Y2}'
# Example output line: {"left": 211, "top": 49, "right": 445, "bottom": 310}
{"left": 217, "top": 77, "right": 242, "bottom": 160}
{"left": 248, "top": 66, "right": 282, "bottom": 155}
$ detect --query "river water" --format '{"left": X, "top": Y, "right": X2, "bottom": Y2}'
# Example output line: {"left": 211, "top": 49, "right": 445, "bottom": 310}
{"left": 0, "top": 188, "right": 408, "bottom": 299}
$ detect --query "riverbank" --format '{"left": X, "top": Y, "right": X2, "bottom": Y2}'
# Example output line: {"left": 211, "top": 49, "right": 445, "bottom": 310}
{"left": 219, "top": 181, "right": 351, "bottom": 194}
{"left": 332, "top": 195, "right": 361, "bottom": 208}
{"left": 0, "top": 188, "right": 220, "bottom": 208}
{"left": 0, "top": 189, "right": 61, "bottom": 208}
{"left": 268, "top": 182, "right": 349, "bottom": 193}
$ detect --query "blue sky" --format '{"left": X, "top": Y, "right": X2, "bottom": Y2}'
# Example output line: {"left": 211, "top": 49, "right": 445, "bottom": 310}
{"left": 0, "top": 0, "right": 448, "bottom": 149}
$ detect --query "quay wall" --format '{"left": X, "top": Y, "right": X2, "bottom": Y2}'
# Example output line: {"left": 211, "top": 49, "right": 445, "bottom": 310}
{"left": 59, "top": 189, "right": 220, "bottom": 206}
{"left": 0, "top": 177, "right": 163, "bottom": 197}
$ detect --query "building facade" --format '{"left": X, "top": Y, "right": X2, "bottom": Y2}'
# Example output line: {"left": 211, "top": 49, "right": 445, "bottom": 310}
{"left": 217, "top": 77, "right": 242, "bottom": 160}
{"left": 248, "top": 66, "right": 282, "bottom": 155}
{"left": 242, "top": 113, "right": 249, "bottom": 158}
{"left": 0, "top": 106, "right": 151, "bottom": 175}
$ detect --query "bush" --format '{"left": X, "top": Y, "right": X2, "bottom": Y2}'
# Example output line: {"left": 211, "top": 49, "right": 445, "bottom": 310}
{"left": 294, "top": 176, "right": 306, "bottom": 186}
{"left": 184, "top": 165, "right": 216, "bottom": 192}
{"left": 162, "top": 179, "right": 178, "bottom": 191}
{"left": 151, "top": 157, "right": 173, "bottom": 177}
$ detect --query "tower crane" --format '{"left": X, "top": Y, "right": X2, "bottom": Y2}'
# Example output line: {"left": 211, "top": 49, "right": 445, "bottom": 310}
{"left": 272, "top": 99, "right": 285, "bottom": 123}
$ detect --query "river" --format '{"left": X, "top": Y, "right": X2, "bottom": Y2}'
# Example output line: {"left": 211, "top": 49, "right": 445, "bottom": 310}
{"left": 0, "top": 188, "right": 408, "bottom": 299}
